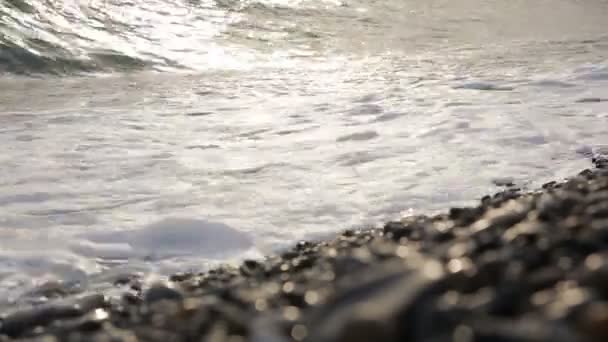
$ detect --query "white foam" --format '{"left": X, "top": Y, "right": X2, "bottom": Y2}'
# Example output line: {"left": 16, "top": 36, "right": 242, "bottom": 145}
{"left": 0, "top": 248, "right": 101, "bottom": 307}
{"left": 0, "top": 217, "right": 258, "bottom": 306}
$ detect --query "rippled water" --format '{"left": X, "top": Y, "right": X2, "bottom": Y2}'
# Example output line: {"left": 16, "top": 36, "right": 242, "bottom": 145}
{"left": 1, "top": 0, "right": 608, "bottom": 305}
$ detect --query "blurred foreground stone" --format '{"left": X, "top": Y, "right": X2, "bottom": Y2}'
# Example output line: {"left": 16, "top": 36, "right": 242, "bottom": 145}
{"left": 2, "top": 161, "right": 608, "bottom": 342}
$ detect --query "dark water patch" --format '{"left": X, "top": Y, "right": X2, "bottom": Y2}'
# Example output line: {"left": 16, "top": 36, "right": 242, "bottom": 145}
{"left": 336, "top": 130, "right": 379, "bottom": 142}
{"left": 495, "top": 134, "right": 549, "bottom": 147}
{"left": 347, "top": 104, "right": 384, "bottom": 116}
{"left": 0, "top": 192, "right": 55, "bottom": 206}
{"left": 353, "top": 93, "right": 381, "bottom": 103}
{"left": 314, "top": 104, "right": 331, "bottom": 112}
{"left": 185, "top": 111, "right": 214, "bottom": 117}
{"left": 186, "top": 144, "right": 221, "bottom": 150}
{"left": 576, "top": 97, "right": 607, "bottom": 103}
{"left": 275, "top": 124, "right": 319, "bottom": 136}
{"left": 576, "top": 145, "right": 594, "bottom": 158}
{"left": 14, "top": 134, "right": 40, "bottom": 142}
{"left": 444, "top": 101, "right": 473, "bottom": 107}
{"left": 46, "top": 116, "right": 82, "bottom": 125}
{"left": 222, "top": 162, "right": 289, "bottom": 176}
{"left": 237, "top": 128, "right": 273, "bottom": 140}
{"left": 372, "top": 112, "right": 402, "bottom": 123}
{"left": 275, "top": 129, "right": 300, "bottom": 136}
{"left": 195, "top": 90, "right": 219, "bottom": 96}
{"left": 453, "top": 82, "right": 514, "bottom": 91}
{"left": 127, "top": 124, "right": 146, "bottom": 131}
{"left": 529, "top": 79, "right": 577, "bottom": 88}
{"left": 216, "top": 106, "right": 244, "bottom": 112}
{"left": 453, "top": 121, "right": 470, "bottom": 129}
{"left": 335, "top": 150, "right": 385, "bottom": 167}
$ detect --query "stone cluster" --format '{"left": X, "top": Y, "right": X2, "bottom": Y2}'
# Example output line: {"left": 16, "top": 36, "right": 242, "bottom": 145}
{"left": 2, "top": 162, "right": 608, "bottom": 342}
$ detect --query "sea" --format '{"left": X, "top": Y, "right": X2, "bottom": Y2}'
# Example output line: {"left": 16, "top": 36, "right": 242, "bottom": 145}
{"left": 0, "top": 0, "right": 607, "bottom": 306}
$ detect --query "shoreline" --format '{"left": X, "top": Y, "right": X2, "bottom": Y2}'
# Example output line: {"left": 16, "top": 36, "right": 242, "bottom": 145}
{"left": 1, "top": 161, "right": 607, "bottom": 341}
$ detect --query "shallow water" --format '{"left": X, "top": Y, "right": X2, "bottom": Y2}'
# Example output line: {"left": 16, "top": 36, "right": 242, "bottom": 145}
{"left": 0, "top": 0, "right": 608, "bottom": 305}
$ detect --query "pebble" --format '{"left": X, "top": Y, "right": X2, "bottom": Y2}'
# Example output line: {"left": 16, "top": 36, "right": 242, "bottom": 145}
{"left": 3, "top": 167, "right": 608, "bottom": 342}
{"left": 144, "top": 284, "right": 183, "bottom": 303}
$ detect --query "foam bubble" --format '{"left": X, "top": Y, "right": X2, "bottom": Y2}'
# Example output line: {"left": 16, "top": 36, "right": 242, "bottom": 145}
{"left": 68, "top": 240, "right": 135, "bottom": 260}
{"left": 80, "top": 218, "right": 254, "bottom": 260}
{"left": 131, "top": 218, "right": 254, "bottom": 257}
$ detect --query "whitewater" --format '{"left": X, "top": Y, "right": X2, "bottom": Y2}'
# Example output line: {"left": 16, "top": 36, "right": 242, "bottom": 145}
{"left": 0, "top": 0, "right": 607, "bottom": 306}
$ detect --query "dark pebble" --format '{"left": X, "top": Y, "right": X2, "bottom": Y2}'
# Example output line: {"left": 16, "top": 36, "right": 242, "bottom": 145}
{"left": 144, "top": 284, "right": 183, "bottom": 303}
{"left": 0, "top": 294, "right": 107, "bottom": 338}
{"left": 240, "top": 259, "right": 264, "bottom": 277}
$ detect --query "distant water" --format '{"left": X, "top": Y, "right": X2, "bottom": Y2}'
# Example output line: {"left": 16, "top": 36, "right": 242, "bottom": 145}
{"left": 1, "top": 0, "right": 608, "bottom": 306}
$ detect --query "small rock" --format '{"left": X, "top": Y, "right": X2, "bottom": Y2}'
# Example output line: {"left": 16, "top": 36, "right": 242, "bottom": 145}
{"left": 240, "top": 260, "right": 263, "bottom": 277}
{"left": 144, "top": 284, "right": 183, "bottom": 303}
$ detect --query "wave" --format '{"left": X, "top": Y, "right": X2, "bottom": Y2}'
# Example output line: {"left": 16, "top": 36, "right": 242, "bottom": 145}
{"left": 1, "top": 1, "right": 138, "bottom": 74}
{"left": 0, "top": 0, "right": 340, "bottom": 75}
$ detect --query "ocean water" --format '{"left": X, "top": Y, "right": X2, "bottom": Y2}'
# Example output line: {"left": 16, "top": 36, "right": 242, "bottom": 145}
{"left": 1, "top": 0, "right": 607, "bottom": 306}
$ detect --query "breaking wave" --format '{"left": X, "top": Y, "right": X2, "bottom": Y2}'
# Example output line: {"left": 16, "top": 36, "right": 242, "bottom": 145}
{"left": 0, "top": 0, "right": 341, "bottom": 75}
